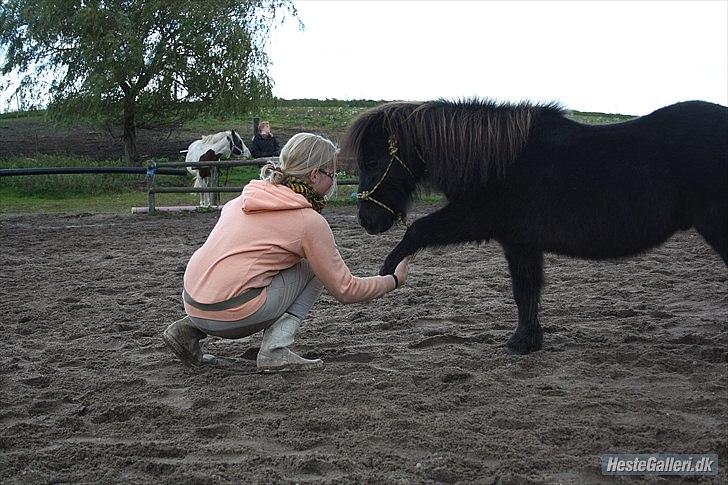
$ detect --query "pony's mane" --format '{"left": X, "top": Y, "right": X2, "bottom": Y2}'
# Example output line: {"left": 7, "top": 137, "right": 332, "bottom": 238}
{"left": 342, "top": 98, "right": 565, "bottom": 191}
{"left": 200, "top": 131, "right": 231, "bottom": 145}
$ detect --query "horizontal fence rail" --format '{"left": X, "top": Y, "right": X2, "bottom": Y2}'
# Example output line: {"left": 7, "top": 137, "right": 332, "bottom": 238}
{"left": 151, "top": 187, "right": 249, "bottom": 194}
{"left": 149, "top": 179, "right": 360, "bottom": 194}
{"left": 0, "top": 166, "right": 188, "bottom": 177}
{"left": 156, "top": 158, "right": 271, "bottom": 169}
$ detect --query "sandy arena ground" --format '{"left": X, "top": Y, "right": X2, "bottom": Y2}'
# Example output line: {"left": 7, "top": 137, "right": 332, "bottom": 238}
{"left": 1, "top": 204, "right": 726, "bottom": 483}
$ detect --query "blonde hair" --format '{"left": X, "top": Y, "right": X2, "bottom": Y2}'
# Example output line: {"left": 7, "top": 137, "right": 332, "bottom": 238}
{"left": 260, "top": 133, "right": 338, "bottom": 189}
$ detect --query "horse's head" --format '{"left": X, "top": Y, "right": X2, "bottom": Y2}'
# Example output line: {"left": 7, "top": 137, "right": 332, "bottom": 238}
{"left": 229, "top": 130, "right": 251, "bottom": 158}
{"left": 343, "top": 103, "right": 422, "bottom": 234}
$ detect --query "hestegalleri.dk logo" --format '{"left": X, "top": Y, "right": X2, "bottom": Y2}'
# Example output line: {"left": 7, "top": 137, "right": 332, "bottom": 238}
{"left": 601, "top": 453, "right": 718, "bottom": 476}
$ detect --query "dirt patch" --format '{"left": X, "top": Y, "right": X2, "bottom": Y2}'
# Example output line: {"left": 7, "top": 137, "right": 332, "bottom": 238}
{"left": 1, "top": 205, "right": 726, "bottom": 483}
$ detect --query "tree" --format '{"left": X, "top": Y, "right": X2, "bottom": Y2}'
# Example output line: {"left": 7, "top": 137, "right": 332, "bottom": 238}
{"left": 0, "top": 0, "right": 298, "bottom": 165}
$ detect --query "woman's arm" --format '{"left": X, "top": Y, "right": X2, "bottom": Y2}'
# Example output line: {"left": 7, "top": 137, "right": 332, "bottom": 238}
{"left": 300, "top": 215, "right": 397, "bottom": 303}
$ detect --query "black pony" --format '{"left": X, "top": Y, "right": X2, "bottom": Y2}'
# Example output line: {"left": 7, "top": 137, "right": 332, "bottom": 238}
{"left": 342, "top": 99, "right": 728, "bottom": 354}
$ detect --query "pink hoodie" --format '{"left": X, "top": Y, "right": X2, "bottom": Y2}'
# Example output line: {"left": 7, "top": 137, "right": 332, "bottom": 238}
{"left": 183, "top": 179, "right": 395, "bottom": 321}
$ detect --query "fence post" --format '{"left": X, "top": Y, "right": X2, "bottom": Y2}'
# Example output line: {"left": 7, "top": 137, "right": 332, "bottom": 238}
{"left": 252, "top": 117, "right": 259, "bottom": 139}
{"left": 146, "top": 160, "right": 157, "bottom": 214}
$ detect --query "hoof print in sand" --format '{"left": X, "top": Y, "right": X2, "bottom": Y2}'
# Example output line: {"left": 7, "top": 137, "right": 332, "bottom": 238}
{"left": 409, "top": 334, "right": 471, "bottom": 349}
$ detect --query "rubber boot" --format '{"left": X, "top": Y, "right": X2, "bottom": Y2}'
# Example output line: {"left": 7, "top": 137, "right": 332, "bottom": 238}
{"left": 162, "top": 316, "right": 217, "bottom": 367}
{"left": 257, "top": 313, "right": 324, "bottom": 373}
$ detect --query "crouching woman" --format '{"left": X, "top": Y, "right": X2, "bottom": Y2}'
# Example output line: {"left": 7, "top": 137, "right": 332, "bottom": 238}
{"left": 163, "top": 133, "right": 409, "bottom": 372}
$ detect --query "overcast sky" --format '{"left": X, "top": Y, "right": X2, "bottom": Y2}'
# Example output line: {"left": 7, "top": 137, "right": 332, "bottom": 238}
{"left": 1, "top": 1, "right": 725, "bottom": 116}
{"left": 268, "top": 0, "right": 728, "bottom": 115}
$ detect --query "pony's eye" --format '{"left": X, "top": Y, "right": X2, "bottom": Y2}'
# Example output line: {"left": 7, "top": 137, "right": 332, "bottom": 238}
{"left": 365, "top": 159, "right": 379, "bottom": 169}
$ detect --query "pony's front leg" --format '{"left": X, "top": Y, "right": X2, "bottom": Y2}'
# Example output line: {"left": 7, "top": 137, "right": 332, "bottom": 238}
{"left": 379, "top": 204, "right": 486, "bottom": 275}
{"left": 380, "top": 232, "right": 417, "bottom": 276}
{"left": 503, "top": 245, "right": 544, "bottom": 354}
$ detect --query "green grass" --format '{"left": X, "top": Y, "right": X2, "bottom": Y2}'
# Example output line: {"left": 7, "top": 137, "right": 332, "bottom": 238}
{"left": 184, "top": 102, "right": 379, "bottom": 133}
{"left": 569, "top": 110, "right": 635, "bottom": 124}
{"left": 0, "top": 186, "right": 251, "bottom": 213}
{"left": 214, "top": 165, "right": 260, "bottom": 186}
{"left": 0, "top": 109, "right": 47, "bottom": 122}
{"left": 0, "top": 155, "right": 148, "bottom": 195}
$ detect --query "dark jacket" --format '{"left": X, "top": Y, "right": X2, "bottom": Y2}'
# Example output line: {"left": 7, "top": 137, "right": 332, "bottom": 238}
{"left": 250, "top": 134, "right": 281, "bottom": 158}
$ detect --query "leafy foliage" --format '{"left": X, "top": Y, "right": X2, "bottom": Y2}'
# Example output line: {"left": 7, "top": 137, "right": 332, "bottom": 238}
{"left": 0, "top": 0, "right": 298, "bottom": 162}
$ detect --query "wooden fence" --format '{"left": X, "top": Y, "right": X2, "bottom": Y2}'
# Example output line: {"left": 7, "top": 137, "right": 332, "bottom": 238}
{"left": 143, "top": 158, "right": 359, "bottom": 214}
{"left": 1, "top": 117, "right": 361, "bottom": 214}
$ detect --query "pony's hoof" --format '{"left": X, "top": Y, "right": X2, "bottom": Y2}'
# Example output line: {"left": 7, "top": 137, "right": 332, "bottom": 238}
{"left": 379, "top": 253, "right": 402, "bottom": 276}
{"left": 505, "top": 345, "right": 535, "bottom": 356}
{"left": 378, "top": 265, "right": 395, "bottom": 276}
{"left": 506, "top": 334, "right": 542, "bottom": 355}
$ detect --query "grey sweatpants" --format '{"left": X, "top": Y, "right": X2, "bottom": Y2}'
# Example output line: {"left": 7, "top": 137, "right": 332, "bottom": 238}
{"left": 189, "top": 260, "right": 323, "bottom": 339}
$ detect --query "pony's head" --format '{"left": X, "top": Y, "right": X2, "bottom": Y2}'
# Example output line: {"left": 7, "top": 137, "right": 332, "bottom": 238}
{"left": 342, "top": 102, "right": 423, "bottom": 234}
{"left": 229, "top": 130, "right": 251, "bottom": 158}
{"left": 343, "top": 98, "right": 563, "bottom": 234}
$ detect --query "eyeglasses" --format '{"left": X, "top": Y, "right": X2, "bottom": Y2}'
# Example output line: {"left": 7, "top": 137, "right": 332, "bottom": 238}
{"left": 319, "top": 168, "right": 336, "bottom": 179}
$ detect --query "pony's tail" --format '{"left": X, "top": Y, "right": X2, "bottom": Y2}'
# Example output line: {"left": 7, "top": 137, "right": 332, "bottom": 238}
{"left": 260, "top": 161, "right": 286, "bottom": 184}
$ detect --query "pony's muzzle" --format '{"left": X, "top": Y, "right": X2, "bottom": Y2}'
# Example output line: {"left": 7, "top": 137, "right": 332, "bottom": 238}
{"left": 357, "top": 209, "right": 395, "bottom": 235}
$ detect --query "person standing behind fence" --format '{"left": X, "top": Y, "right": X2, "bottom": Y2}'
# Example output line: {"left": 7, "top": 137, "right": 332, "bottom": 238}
{"left": 249, "top": 121, "right": 281, "bottom": 158}
{"left": 163, "top": 132, "right": 410, "bottom": 373}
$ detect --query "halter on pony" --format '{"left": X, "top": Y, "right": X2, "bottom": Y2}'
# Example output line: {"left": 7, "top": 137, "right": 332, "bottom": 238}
{"left": 356, "top": 136, "right": 416, "bottom": 226}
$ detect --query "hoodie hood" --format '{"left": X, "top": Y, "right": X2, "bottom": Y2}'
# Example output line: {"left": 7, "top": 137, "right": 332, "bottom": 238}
{"left": 241, "top": 179, "right": 312, "bottom": 214}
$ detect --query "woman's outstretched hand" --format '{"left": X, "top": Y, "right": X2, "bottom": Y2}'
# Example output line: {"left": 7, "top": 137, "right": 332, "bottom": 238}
{"left": 393, "top": 257, "right": 411, "bottom": 289}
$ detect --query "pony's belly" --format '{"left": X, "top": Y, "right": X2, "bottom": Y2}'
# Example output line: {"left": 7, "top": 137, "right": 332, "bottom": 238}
{"left": 537, "top": 218, "right": 683, "bottom": 259}
{"left": 503, "top": 180, "right": 686, "bottom": 259}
